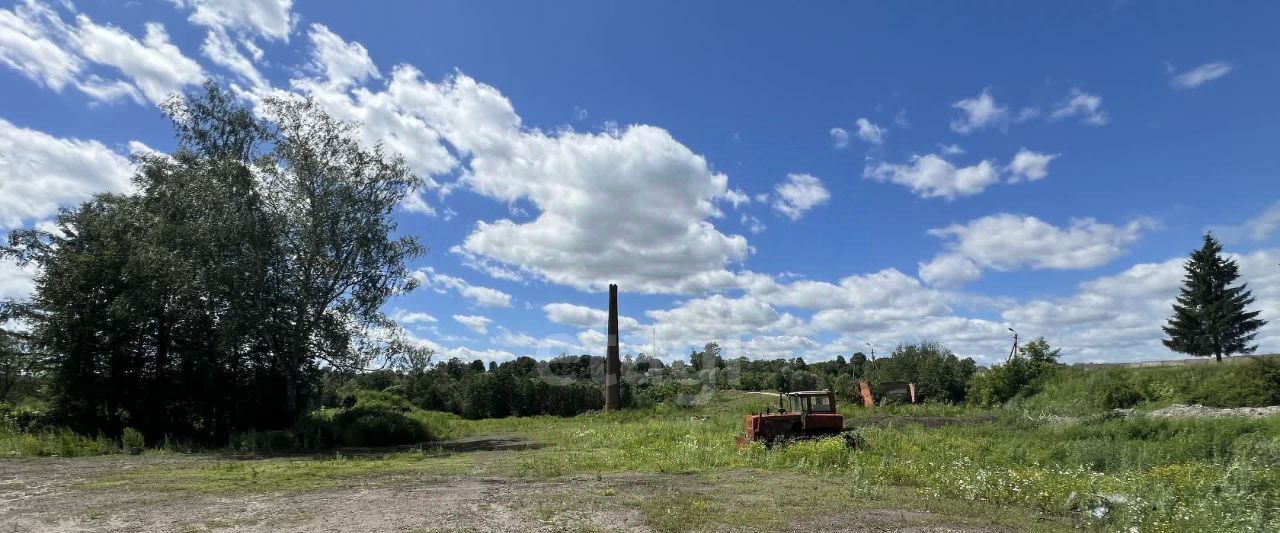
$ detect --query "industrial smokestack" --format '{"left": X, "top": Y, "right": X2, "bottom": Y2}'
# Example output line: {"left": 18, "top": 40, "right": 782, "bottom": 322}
{"left": 604, "top": 283, "right": 621, "bottom": 411}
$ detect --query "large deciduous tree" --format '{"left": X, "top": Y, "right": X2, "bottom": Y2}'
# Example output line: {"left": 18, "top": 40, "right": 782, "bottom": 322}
{"left": 1163, "top": 233, "right": 1266, "bottom": 362}
{"left": 0, "top": 82, "right": 425, "bottom": 441}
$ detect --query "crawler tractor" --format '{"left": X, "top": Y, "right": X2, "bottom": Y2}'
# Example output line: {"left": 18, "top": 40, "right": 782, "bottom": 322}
{"left": 735, "top": 390, "right": 855, "bottom": 448}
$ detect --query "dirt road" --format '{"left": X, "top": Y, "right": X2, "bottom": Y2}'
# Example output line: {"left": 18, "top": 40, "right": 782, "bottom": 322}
{"left": 0, "top": 445, "right": 1037, "bottom": 532}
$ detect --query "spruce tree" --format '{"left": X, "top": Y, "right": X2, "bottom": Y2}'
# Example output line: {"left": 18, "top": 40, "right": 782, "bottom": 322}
{"left": 1162, "top": 233, "right": 1266, "bottom": 362}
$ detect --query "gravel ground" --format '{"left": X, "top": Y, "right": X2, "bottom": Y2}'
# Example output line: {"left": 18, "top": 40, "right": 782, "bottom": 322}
{"left": 0, "top": 447, "right": 1027, "bottom": 532}
{"left": 1114, "top": 404, "right": 1280, "bottom": 419}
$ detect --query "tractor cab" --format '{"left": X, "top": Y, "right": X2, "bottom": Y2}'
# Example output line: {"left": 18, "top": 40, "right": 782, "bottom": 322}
{"left": 735, "top": 389, "right": 847, "bottom": 448}
{"left": 783, "top": 390, "right": 836, "bottom": 413}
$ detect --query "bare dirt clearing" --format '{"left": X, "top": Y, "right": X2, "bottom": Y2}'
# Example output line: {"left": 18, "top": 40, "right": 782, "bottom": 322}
{"left": 1, "top": 443, "right": 1039, "bottom": 532}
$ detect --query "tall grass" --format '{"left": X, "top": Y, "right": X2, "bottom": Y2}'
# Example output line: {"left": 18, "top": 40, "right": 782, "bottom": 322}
{"left": 0, "top": 427, "right": 120, "bottom": 457}
{"left": 1023, "top": 359, "right": 1280, "bottom": 414}
{"left": 456, "top": 391, "right": 1280, "bottom": 531}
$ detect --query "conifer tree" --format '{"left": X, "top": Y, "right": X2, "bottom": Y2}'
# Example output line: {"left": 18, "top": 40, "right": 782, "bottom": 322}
{"left": 1163, "top": 233, "right": 1266, "bottom": 362}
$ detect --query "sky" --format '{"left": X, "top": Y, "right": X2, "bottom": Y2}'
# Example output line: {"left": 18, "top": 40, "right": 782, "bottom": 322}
{"left": 1, "top": 0, "right": 1279, "bottom": 366}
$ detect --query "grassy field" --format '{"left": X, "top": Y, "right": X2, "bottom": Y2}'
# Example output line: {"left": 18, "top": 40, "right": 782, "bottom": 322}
{"left": 43, "top": 390, "right": 1279, "bottom": 532}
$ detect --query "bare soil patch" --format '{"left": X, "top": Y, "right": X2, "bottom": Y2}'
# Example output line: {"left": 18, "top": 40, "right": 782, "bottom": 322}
{"left": 1, "top": 438, "right": 1037, "bottom": 532}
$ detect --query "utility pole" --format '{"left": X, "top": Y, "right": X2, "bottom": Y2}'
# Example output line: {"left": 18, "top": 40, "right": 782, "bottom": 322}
{"left": 865, "top": 342, "right": 876, "bottom": 361}
{"left": 1006, "top": 327, "right": 1019, "bottom": 364}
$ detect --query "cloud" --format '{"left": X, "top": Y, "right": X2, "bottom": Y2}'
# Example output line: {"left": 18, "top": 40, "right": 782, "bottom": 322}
{"left": 1209, "top": 201, "right": 1280, "bottom": 243}
{"left": 926, "top": 213, "right": 1154, "bottom": 274}
{"left": 893, "top": 109, "right": 910, "bottom": 129}
{"left": 864, "top": 153, "right": 1000, "bottom": 200}
{"left": 854, "top": 118, "right": 885, "bottom": 145}
{"left": 542, "top": 302, "right": 640, "bottom": 330}
{"left": 175, "top": 0, "right": 295, "bottom": 42}
{"left": 950, "top": 88, "right": 1007, "bottom": 134}
{"left": 453, "top": 314, "right": 492, "bottom": 334}
{"left": 866, "top": 147, "right": 1059, "bottom": 200}
{"left": 200, "top": 28, "right": 266, "bottom": 89}
{"left": 412, "top": 267, "right": 513, "bottom": 307}
{"left": 391, "top": 309, "right": 437, "bottom": 325}
{"left": 0, "top": 257, "right": 38, "bottom": 300}
{"left": 0, "top": 0, "right": 81, "bottom": 91}
{"left": 722, "top": 188, "right": 750, "bottom": 209}
{"left": 263, "top": 42, "right": 753, "bottom": 294}
{"left": 1241, "top": 202, "right": 1280, "bottom": 241}
{"left": 938, "top": 144, "right": 965, "bottom": 156}
{"left": 1049, "top": 88, "right": 1108, "bottom": 125}
{"left": 306, "top": 23, "right": 378, "bottom": 88}
{"left": 404, "top": 330, "right": 516, "bottom": 363}
{"left": 997, "top": 249, "right": 1280, "bottom": 361}
{"left": 771, "top": 173, "right": 829, "bottom": 221}
{"left": 1006, "top": 149, "right": 1058, "bottom": 182}
{"left": 918, "top": 254, "right": 982, "bottom": 287}
{"left": 740, "top": 214, "right": 765, "bottom": 234}
{"left": 453, "top": 119, "right": 749, "bottom": 293}
{"left": 1170, "top": 61, "right": 1233, "bottom": 90}
{"left": 0, "top": 2, "right": 203, "bottom": 105}
{"left": 71, "top": 18, "right": 204, "bottom": 105}
{"left": 646, "top": 294, "right": 806, "bottom": 349}
{"left": 0, "top": 117, "right": 134, "bottom": 228}
{"left": 829, "top": 127, "right": 849, "bottom": 149}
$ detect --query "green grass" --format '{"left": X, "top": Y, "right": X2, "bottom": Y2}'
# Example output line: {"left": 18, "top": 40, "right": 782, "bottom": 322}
{"left": 58, "top": 390, "right": 1280, "bottom": 531}
{"left": 457, "top": 392, "right": 1280, "bottom": 531}
{"left": 83, "top": 451, "right": 476, "bottom": 493}
{"left": 0, "top": 427, "right": 120, "bottom": 457}
{"left": 1023, "top": 360, "right": 1280, "bottom": 414}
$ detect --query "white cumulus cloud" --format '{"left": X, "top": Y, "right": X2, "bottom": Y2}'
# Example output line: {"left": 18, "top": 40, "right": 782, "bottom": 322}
{"left": 453, "top": 314, "right": 492, "bottom": 334}
{"left": 1006, "top": 149, "right": 1058, "bottom": 182}
{"left": 864, "top": 154, "right": 1000, "bottom": 200}
{"left": 306, "top": 23, "right": 378, "bottom": 88}
{"left": 0, "top": 117, "right": 134, "bottom": 228}
{"left": 175, "top": 0, "right": 295, "bottom": 42}
{"left": 412, "top": 267, "right": 513, "bottom": 308}
{"left": 543, "top": 302, "right": 640, "bottom": 330}
{"left": 854, "top": 117, "right": 885, "bottom": 145}
{"left": 950, "top": 88, "right": 1007, "bottom": 134}
{"left": 771, "top": 173, "right": 829, "bottom": 221}
{"left": 829, "top": 127, "right": 849, "bottom": 149}
{"left": 1049, "top": 88, "right": 1108, "bottom": 126}
{"left": 926, "top": 213, "right": 1154, "bottom": 273}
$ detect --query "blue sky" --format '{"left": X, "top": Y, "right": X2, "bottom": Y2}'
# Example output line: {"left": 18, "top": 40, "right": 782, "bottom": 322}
{"left": 1, "top": 0, "right": 1278, "bottom": 365}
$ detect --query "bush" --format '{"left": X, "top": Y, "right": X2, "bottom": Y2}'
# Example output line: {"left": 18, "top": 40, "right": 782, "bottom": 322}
{"left": 121, "top": 427, "right": 145, "bottom": 454}
{"left": 1190, "top": 358, "right": 1280, "bottom": 407}
{"left": 303, "top": 390, "right": 454, "bottom": 447}
{"left": 968, "top": 358, "right": 1054, "bottom": 407}
{"left": 0, "top": 403, "right": 48, "bottom": 432}
{"left": 1097, "top": 372, "right": 1143, "bottom": 409}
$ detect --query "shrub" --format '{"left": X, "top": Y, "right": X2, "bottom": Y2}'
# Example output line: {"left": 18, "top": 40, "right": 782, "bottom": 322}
{"left": 967, "top": 338, "right": 1062, "bottom": 407}
{"left": 0, "top": 403, "right": 48, "bottom": 432}
{"left": 0, "top": 427, "right": 117, "bottom": 457}
{"left": 121, "top": 427, "right": 145, "bottom": 454}
{"left": 1097, "top": 372, "right": 1143, "bottom": 409}
{"left": 303, "top": 390, "right": 454, "bottom": 447}
{"left": 1190, "top": 358, "right": 1280, "bottom": 407}
{"left": 631, "top": 379, "right": 705, "bottom": 408}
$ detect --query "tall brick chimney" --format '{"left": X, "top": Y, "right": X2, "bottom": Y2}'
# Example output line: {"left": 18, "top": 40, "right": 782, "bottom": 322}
{"left": 604, "top": 283, "right": 620, "bottom": 411}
